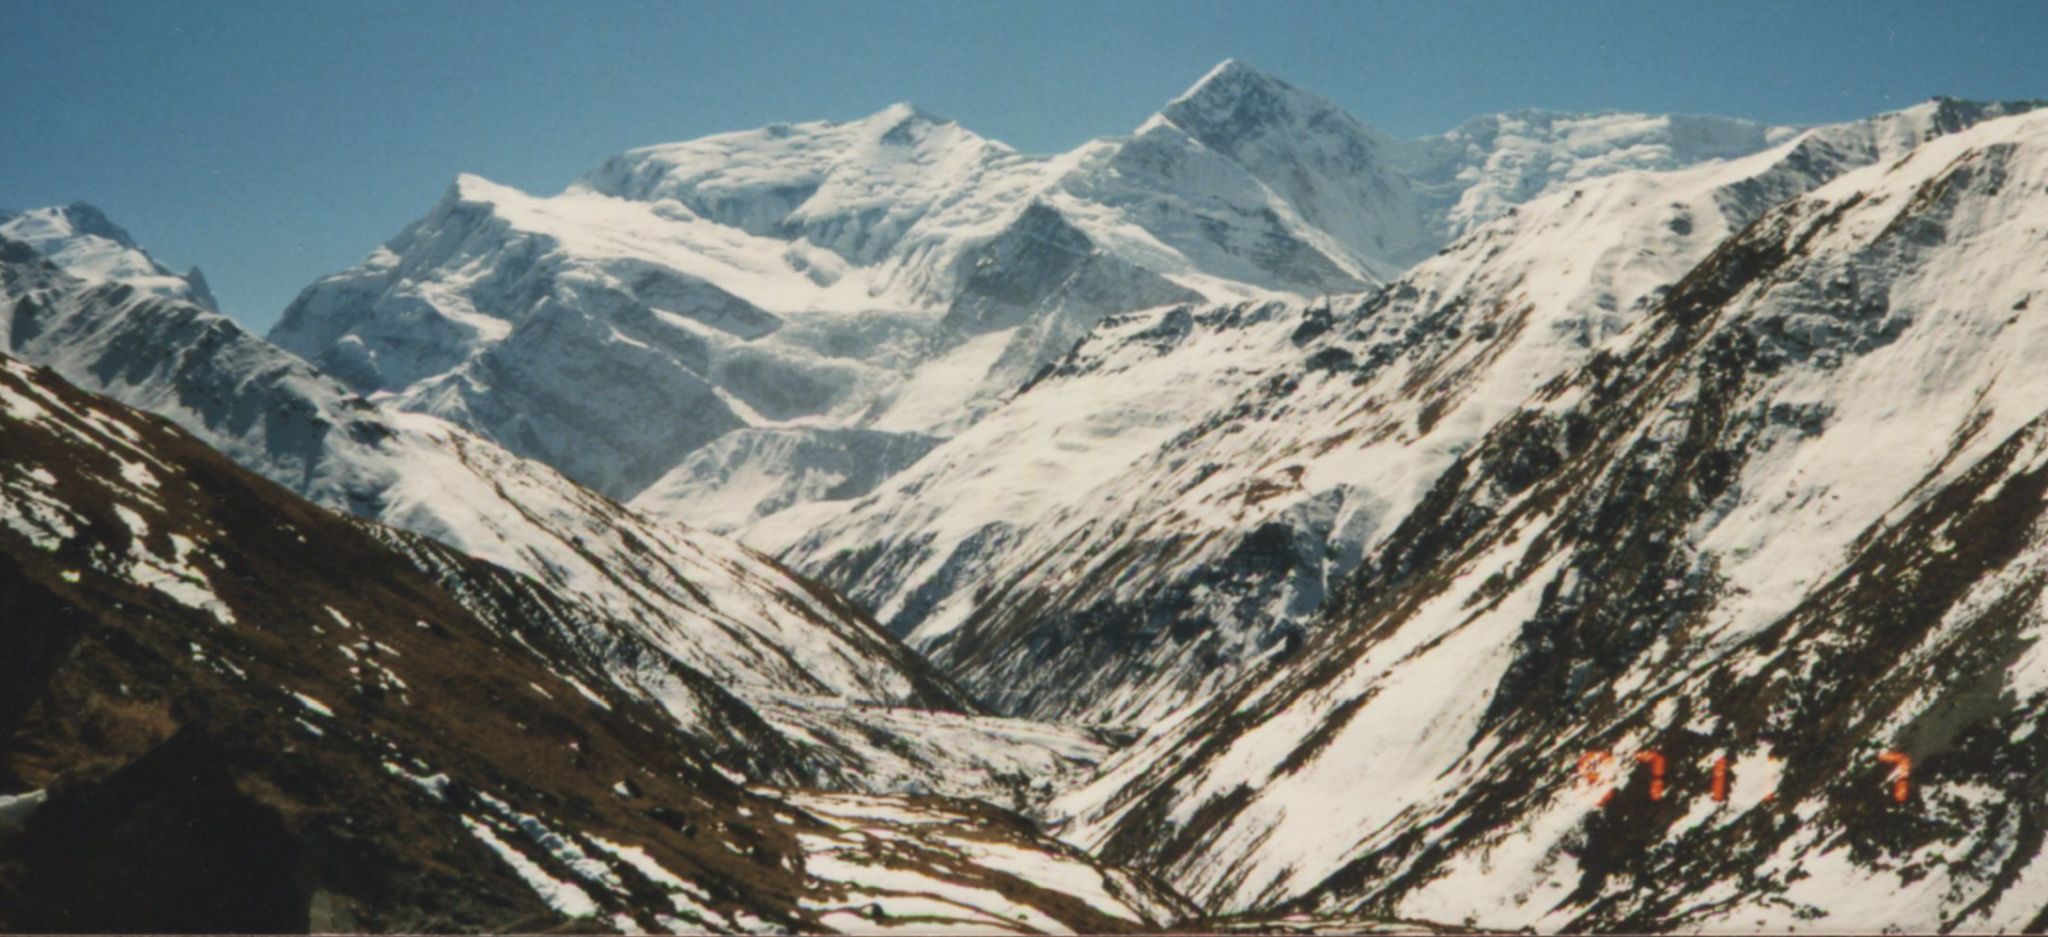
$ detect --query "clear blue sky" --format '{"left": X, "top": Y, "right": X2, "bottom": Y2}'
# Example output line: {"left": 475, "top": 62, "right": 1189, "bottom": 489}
{"left": 4, "top": 0, "right": 2044, "bottom": 332}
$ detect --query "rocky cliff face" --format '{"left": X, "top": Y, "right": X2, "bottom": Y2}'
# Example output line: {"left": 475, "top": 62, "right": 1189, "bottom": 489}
{"left": 1048, "top": 105, "right": 2048, "bottom": 932}
{"left": 786, "top": 98, "right": 2040, "bottom": 730}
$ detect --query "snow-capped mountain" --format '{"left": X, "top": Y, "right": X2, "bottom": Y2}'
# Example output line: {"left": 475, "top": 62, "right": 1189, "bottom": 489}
{"left": 0, "top": 352, "right": 1189, "bottom": 932}
{"left": 0, "top": 229, "right": 1116, "bottom": 810}
{"left": 1389, "top": 109, "right": 1800, "bottom": 241}
{"left": 266, "top": 62, "right": 1795, "bottom": 539}
{"left": 0, "top": 203, "right": 217, "bottom": 310}
{"left": 1051, "top": 104, "right": 2048, "bottom": 931}
{"left": 786, "top": 97, "right": 2038, "bottom": 728}
{"left": 14, "top": 49, "right": 2048, "bottom": 935}
{"left": 0, "top": 235, "right": 953, "bottom": 706}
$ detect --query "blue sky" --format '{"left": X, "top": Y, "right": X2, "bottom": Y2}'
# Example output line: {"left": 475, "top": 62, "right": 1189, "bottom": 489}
{"left": 4, "top": 0, "right": 2045, "bottom": 331}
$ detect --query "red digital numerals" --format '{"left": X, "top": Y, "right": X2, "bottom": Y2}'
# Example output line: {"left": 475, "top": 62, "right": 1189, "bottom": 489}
{"left": 1574, "top": 749, "right": 1911, "bottom": 806}
{"left": 1706, "top": 755, "right": 1770, "bottom": 803}
{"left": 1878, "top": 751, "right": 1911, "bottom": 804}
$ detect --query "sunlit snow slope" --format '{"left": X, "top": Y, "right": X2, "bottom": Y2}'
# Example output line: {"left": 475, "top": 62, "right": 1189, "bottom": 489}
{"left": 1054, "top": 104, "right": 2048, "bottom": 933}
{"left": 0, "top": 229, "right": 1112, "bottom": 809}
{"left": 788, "top": 98, "right": 2034, "bottom": 728}
{"left": 266, "top": 61, "right": 1792, "bottom": 541}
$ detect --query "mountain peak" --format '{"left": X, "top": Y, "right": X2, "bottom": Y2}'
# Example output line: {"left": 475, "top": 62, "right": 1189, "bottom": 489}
{"left": 442, "top": 172, "right": 528, "bottom": 211}
{"left": 865, "top": 101, "right": 950, "bottom": 130}
{"left": 1158, "top": 58, "right": 1390, "bottom": 152}
{"left": 0, "top": 203, "right": 216, "bottom": 311}
{"left": 868, "top": 100, "right": 943, "bottom": 123}
{"left": 2, "top": 202, "right": 141, "bottom": 249}
{"left": 1168, "top": 58, "right": 1285, "bottom": 108}
{"left": 863, "top": 101, "right": 956, "bottom": 145}
{"left": 59, "top": 201, "right": 134, "bottom": 243}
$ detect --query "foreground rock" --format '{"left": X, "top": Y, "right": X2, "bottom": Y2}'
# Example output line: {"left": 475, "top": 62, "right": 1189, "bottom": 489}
{"left": 0, "top": 352, "right": 1188, "bottom": 932}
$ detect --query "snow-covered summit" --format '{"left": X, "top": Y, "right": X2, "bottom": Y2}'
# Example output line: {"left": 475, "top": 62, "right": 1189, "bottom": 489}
{"left": 5, "top": 200, "right": 135, "bottom": 245}
{"left": 782, "top": 94, "right": 2041, "bottom": 729}
{"left": 1169, "top": 58, "right": 1260, "bottom": 102}
{"left": 0, "top": 203, "right": 216, "bottom": 310}
{"left": 1081, "top": 61, "right": 1427, "bottom": 289}
{"left": 576, "top": 100, "right": 1025, "bottom": 272}
{"left": 269, "top": 60, "right": 1807, "bottom": 532}
{"left": 1160, "top": 58, "right": 1398, "bottom": 158}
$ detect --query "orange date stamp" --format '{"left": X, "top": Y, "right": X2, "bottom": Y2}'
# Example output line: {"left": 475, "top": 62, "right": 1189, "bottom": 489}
{"left": 1574, "top": 749, "right": 1911, "bottom": 805}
